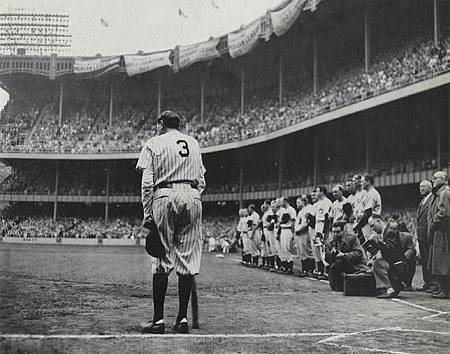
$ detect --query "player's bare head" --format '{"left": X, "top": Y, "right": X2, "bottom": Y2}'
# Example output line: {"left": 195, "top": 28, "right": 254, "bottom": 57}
{"left": 431, "top": 171, "right": 448, "bottom": 189}
{"left": 419, "top": 180, "right": 432, "bottom": 195}
{"left": 332, "top": 185, "right": 344, "bottom": 199}
{"left": 248, "top": 204, "right": 255, "bottom": 212}
{"left": 316, "top": 186, "right": 327, "bottom": 198}
{"left": 345, "top": 178, "right": 354, "bottom": 193}
{"left": 157, "top": 111, "right": 181, "bottom": 130}
{"left": 242, "top": 208, "right": 248, "bottom": 216}
{"left": 270, "top": 200, "right": 277, "bottom": 211}
{"left": 296, "top": 195, "right": 306, "bottom": 209}
{"left": 282, "top": 197, "right": 289, "bottom": 207}
{"left": 363, "top": 174, "right": 374, "bottom": 189}
{"left": 274, "top": 198, "right": 283, "bottom": 209}
{"left": 311, "top": 190, "right": 318, "bottom": 202}
{"left": 261, "top": 203, "right": 268, "bottom": 213}
{"left": 352, "top": 174, "right": 362, "bottom": 189}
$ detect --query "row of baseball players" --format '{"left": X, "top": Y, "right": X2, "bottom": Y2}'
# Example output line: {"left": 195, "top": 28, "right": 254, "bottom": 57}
{"left": 236, "top": 173, "right": 381, "bottom": 278}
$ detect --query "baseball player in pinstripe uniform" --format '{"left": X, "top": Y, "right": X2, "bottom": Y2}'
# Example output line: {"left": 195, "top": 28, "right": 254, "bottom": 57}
{"left": 277, "top": 197, "right": 297, "bottom": 274}
{"left": 260, "top": 202, "right": 271, "bottom": 269}
{"left": 136, "top": 111, "right": 206, "bottom": 334}
{"left": 266, "top": 200, "right": 280, "bottom": 270}
{"left": 352, "top": 174, "right": 367, "bottom": 244}
{"left": 248, "top": 204, "right": 262, "bottom": 267}
{"left": 269, "top": 199, "right": 283, "bottom": 271}
{"left": 238, "top": 208, "right": 251, "bottom": 265}
{"left": 294, "top": 195, "right": 314, "bottom": 275}
{"left": 312, "top": 186, "right": 332, "bottom": 279}
{"left": 331, "top": 185, "right": 347, "bottom": 223}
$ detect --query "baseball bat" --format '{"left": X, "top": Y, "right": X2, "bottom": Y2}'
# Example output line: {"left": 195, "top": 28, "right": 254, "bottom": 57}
{"left": 191, "top": 277, "right": 199, "bottom": 329}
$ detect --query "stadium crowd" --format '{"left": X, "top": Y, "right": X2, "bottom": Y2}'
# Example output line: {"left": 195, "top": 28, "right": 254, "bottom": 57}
{"left": 0, "top": 217, "right": 147, "bottom": 239}
{"left": 0, "top": 215, "right": 234, "bottom": 243}
{"left": 191, "top": 35, "right": 449, "bottom": 147}
{"left": 234, "top": 172, "right": 450, "bottom": 299}
{"left": 0, "top": 33, "right": 449, "bottom": 153}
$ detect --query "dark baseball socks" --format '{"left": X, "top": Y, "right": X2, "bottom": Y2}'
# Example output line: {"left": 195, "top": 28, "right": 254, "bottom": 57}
{"left": 176, "top": 274, "right": 195, "bottom": 324}
{"left": 152, "top": 273, "right": 168, "bottom": 323}
{"left": 317, "top": 261, "right": 325, "bottom": 275}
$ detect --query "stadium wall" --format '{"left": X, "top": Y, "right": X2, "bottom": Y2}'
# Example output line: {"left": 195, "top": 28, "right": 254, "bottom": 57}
{"left": 0, "top": 236, "right": 142, "bottom": 246}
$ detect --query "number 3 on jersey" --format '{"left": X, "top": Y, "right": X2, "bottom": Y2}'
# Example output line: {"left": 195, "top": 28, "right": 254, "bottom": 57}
{"left": 176, "top": 140, "right": 190, "bottom": 157}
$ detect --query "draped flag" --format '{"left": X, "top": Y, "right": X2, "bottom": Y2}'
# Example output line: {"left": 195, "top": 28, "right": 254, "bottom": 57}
{"left": 227, "top": 17, "right": 263, "bottom": 59}
{"left": 269, "top": 0, "right": 307, "bottom": 36}
{"left": 173, "top": 37, "right": 221, "bottom": 72}
{"left": 73, "top": 56, "right": 121, "bottom": 77}
{"left": 124, "top": 50, "right": 172, "bottom": 77}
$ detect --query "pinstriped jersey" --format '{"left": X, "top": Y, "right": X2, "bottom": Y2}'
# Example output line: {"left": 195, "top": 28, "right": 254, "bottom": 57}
{"left": 136, "top": 130, "right": 206, "bottom": 193}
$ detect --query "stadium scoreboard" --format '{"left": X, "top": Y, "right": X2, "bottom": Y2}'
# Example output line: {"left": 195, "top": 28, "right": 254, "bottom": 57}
{"left": 0, "top": 7, "right": 71, "bottom": 56}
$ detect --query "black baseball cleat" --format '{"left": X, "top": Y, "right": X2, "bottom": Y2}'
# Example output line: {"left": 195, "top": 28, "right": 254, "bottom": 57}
{"left": 141, "top": 321, "right": 165, "bottom": 334}
{"left": 173, "top": 320, "right": 189, "bottom": 334}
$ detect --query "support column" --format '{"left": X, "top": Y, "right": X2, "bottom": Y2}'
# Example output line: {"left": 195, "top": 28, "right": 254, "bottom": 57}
{"left": 58, "top": 82, "right": 63, "bottom": 127}
{"left": 447, "top": 86, "right": 450, "bottom": 169}
{"left": 434, "top": 0, "right": 440, "bottom": 47}
{"left": 313, "top": 29, "right": 318, "bottom": 96}
{"left": 313, "top": 130, "right": 319, "bottom": 186}
{"left": 105, "top": 165, "right": 110, "bottom": 224}
{"left": 239, "top": 151, "right": 244, "bottom": 209}
{"left": 365, "top": 117, "right": 370, "bottom": 173}
{"left": 437, "top": 110, "right": 442, "bottom": 170}
{"left": 240, "top": 66, "right": 245, "bottom": 116}
{"left": 157, "top": 73, "right": 162, "bottom": 117}
{"left": 109, "top": 83, "right": 113, "bottom": 127}
{"left": 200, "top": 70, "right": 205, "bottom": 124}
{"left": 278, "top": 140, "right": 284, "bottom": 195}
{"left": 364, "top": 1, "right": 371, "bottom": 73}
{"left": 278, "top": 54, "right": 283, "bottom": 106}
{"left": 53, "top": 162, "right": 59, "bottom": 221}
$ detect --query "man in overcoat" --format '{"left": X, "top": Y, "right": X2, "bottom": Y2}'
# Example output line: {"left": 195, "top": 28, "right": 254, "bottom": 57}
{"left": 428, "top": 171, "right": 450, "bottom": 299}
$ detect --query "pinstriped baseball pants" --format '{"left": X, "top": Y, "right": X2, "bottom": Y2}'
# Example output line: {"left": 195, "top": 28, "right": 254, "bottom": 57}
{"left": 279, "top": 228, "right": 294, "bottom": 262}
{"left": 151, "top": 185, "right": 203, "bottom": 276}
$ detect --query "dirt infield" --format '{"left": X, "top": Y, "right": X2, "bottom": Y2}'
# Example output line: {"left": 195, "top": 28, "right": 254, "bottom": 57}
{"left": 1, "top": 243, "right": 449, "bottom": 353}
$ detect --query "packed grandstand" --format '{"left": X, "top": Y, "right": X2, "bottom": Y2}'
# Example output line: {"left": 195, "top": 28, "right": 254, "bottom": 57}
{"left": 0, "top": 0, "right": 448, "bottom": 154}
{"left": 0, "top": 0, "right": 449, "bottom": 246}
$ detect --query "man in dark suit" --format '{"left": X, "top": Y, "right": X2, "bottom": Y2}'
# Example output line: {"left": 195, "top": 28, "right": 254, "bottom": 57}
{"left": 428, "top": 171, "right": 450, "bottom": 299}
{"left": 325, "top": 221, "right": 367, "bottom": 291}
{"left": 416, "top": 180, "right": 434, "bottom": 292}
{"left": 368, "top": 215, "right": 416, "bottom": 298}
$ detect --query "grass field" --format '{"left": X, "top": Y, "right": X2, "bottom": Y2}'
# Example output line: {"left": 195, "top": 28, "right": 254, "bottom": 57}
{"left": 0, "top": 243, "right": 449, "bottom": 353}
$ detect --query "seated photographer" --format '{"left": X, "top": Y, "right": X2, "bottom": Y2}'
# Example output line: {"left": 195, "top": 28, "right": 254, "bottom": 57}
{"left": 367, "top": 215, "right": 416, "bottom": 298}
{"left": 325, "top": 221, "right": 367, "bottom": 291}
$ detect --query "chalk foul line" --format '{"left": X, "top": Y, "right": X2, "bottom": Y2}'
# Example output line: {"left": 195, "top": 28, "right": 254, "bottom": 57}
{"left": 1, "top": 328, "right": 449, "bottom": 341}
{"left": 0, "top": 332, "right": 339, "bottom": 340}
{"left": 390, "top": 298, "right": 450, "bottom": 320}
{"left": 318, "top": 327, "right": 450, "bottom": 354}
